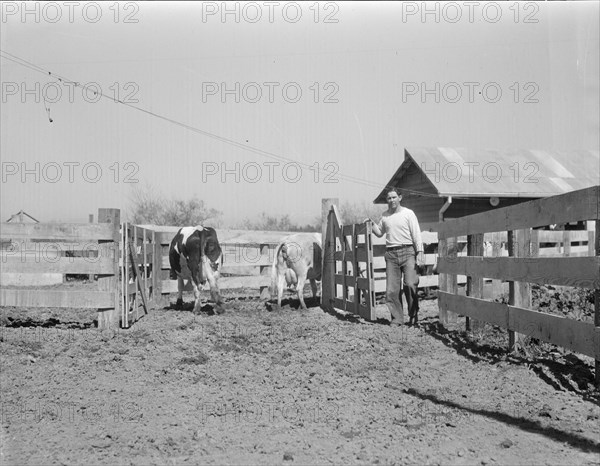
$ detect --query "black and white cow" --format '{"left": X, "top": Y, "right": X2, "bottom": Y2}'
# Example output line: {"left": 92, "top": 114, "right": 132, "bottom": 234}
{"left": 169, "top": 226, "right": 224, "bottom": 313}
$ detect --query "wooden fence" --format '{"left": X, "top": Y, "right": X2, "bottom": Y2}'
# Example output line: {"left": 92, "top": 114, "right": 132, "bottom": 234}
{"left": 371, "top": 229, "right": 595, "bottom": 294}
{"left": 371, "top": 230, "right": 462, "bottom": 292}
{"left": 436, "top": 186, "right": 600, "bottom": 384}
{"left": 0, "top": 208, "right": 122, "bottom": 329}
{"left": 321, "top": 205, "right": 470, "bottom": 320}
{"left": 0, "top": 216, "right": 296, "bottom": 328}
{"left": 121, "top": 223, "right": 156, "bottom": 328}
{"left": 322, "top": 205, "right": 377, "bottom": 320}
{"left": 147, "top": 228, "right": 286, "bottom": 303}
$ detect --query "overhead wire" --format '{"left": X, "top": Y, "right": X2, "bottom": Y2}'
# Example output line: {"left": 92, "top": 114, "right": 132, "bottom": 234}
{"left": 0, "top": 49, "right": 442, "bottom": 198}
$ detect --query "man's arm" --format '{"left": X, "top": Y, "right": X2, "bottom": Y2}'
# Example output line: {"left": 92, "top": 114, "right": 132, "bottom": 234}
{"left": 366, "top": 218, "right": 384, "bottom": 237}
{"left": 408, "top": 212, "right": 425, "bottom": 267}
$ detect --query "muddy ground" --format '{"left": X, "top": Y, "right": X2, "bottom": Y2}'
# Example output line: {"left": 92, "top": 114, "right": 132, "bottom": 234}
{"left": 1, "top": 287, "right": 599, "bottom": 465}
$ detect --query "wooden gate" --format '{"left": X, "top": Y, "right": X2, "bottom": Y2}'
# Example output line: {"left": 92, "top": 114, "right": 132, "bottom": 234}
{"left": 321, "top": 205, "right": 376, "bottom": 320}
{"left": 120, "top": 223, "right": 154, "bottom": 328}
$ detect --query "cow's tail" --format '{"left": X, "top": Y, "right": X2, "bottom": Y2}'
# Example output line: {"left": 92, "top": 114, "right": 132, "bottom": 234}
{"left": 270, "top": 242, "right": 286, "bottom": 298}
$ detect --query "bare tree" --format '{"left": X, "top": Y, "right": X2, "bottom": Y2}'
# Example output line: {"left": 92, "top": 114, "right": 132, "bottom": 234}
{"left": 127, "top": 184, "right": 222, "bottom": 226}
{"left": 236, "top": 212, "right": 319, "bottom": 232}
{"left": 338, "top": 200, "right": 384, "bottom": 225}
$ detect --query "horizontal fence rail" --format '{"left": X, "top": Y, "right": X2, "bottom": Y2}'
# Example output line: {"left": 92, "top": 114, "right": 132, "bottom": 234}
{"left": 437, "top": 186, "right": 599, "bottom": 238}
{"left": 322, "top": 204, "right": 376, "bottom": 320}
{"left": 1, "top": 218, "right": 321, "bottom": 328}
{"left": 438, "top": 293, "right": 599, "bottom": 359}
{"left": 148, "top": 228, "right": 300, "bottom": 301}
{"left": 0, "top": 208, "right": 122, "bottom": 329}
{"left": 435, "top": 186, "right": 600, "bottom": 385}
{"left": 321, "top": 193, "right": 597, "bottom": 323}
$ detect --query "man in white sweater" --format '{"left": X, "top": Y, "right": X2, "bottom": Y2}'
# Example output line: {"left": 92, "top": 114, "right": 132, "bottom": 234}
{"left": 367, "top": 188, "right": 424, "bottom": 327}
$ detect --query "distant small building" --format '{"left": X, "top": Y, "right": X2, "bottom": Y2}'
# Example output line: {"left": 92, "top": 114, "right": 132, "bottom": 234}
{"left": 6, "top": 210, "right": 39, "bottom": 223}
{"left": 374, "top": 147, "right": 599, "bottom": 230}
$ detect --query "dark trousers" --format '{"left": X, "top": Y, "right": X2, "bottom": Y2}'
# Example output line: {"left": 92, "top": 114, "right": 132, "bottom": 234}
{"left": 385, "top": 248, "right": 419, "bottom": 324}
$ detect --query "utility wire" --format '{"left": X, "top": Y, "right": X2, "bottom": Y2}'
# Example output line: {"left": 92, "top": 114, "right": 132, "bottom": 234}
{"left": 1, "top": 50, "right": 443, "bottom": 198}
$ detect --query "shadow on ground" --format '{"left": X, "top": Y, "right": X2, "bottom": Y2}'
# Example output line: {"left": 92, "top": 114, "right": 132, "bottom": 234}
{"left": 421, "top": 319, "right": 600, "bottom": 403}
{"left": 401, "top": 386, "right": 600, "bottom": 454}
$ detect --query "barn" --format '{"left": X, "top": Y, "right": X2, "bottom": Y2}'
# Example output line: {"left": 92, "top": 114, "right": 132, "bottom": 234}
{"left": 5, "top": 209, "right": 39, "bottom": 224}
{"left": 373, "top": 147, "right": 600, "bottom": 230}
{"left": 2, "top": 209, "right": 38, "bottom": 252}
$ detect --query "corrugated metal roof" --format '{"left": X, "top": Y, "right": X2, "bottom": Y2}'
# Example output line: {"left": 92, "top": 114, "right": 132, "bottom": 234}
{"left": 375, "top": 147, "right": 600, "bottom": 202}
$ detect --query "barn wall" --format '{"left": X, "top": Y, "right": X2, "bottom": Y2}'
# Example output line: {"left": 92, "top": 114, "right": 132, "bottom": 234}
{"left": 375, "top": 161, "right": 438, "bottom": 203}
{"left": 401, "top": 196, "right": 445, "bottom": 225}
{"left": 445, "top": 197, "right": 537, "bottom": 219}
{"left": 377, "top": 162, "right": 541, "bottom": 226}
{"left": 397, "top": 163, "right": 438, "bottom": 195}
{"left": 376, "top": 162, "right": 444, "bottom": 224}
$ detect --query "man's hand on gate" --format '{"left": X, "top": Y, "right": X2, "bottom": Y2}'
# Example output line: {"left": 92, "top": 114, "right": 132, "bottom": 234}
{"left": 416, "top": 251, "right": 425, "bottom": 268}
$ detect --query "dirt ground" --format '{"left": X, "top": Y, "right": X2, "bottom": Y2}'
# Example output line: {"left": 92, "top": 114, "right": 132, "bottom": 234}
{"left": 1, "top": 287, "right": 599, "bottom": 466}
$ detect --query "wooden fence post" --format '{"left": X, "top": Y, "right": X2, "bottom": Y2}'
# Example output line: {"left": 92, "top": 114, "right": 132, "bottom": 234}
{"left": 143, "top": 227, "right": 149, "bottom": 306}
{"left": 88, "top": 214, "right": 95, "bottom": 282}
{"left": 446, "top": 236, "right": 458, "bottom": 325}
{"left": 153, "top": 231, "right": 167, "bottom": 307}
{"left": 341, "top": 226, "right": 349, "bottom": 312}
{"left": 322, "top": 198, "right": 339, "bottom": 247}
{"left": 438, "top": 235, "right": 448, "bottom": 325}
{"left": 595, "top": 220, "right": 599, "bottom": 387}
{"left": 508, "top": 228, "right": 531, "bottom": 352}
{"left": 121, "top": 223, "right": 128, "bottom": 327}
{"left": 321, "top": 205, "right": 338, "bottom": 311}
{"left": 491, "top": 231, "right": 504, "bottom": 299}
{"left": 151, "top": 230, "right": 158, "bottom": 303}
{"left": 466, "top": 233, "right": 484, "bottom": 331}
{"left": 365, "top": 221, "right": 376, "bottom": 321}
{"left": 438, "top": 236, "right": 447, "bottom": 325}
{"left": 437, "top": 234, "right": 458, "bottom": 326}
{"left": 531, "top": 229, "right": 540, "bottom": 257}
{"left": 97, "top": 208, "right": 120, "bottom": 330}
{"left": 563, "top": 230, "right": 571, "bottom": 256}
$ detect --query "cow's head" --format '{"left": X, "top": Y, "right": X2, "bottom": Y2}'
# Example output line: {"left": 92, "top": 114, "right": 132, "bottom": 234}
{"left": 177, "top": 227, "right": 221, "bottom": 285}
{"left": 197, "top": 227, "right": 221, "bottom": 281}
{"left": 199, "top": 227, "right": 221, "bottom": 263}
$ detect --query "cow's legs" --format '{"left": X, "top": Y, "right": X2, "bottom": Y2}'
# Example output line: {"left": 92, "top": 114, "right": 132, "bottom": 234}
{"left": 175, "top": 276, "right": 185, "bottom": 309}
{"left": 296, "top": 271, "right": 308, "bottom": 309}
{"left": 277, "top": 272, "right": 286, "bottom": 308}
{"left": 207, "top": 274, "right": 224, "bottom": 314}
{"left": 202, "top": 258, "right": 224, "bottom": 313}
{"left": 192, "top": 282, "right": 203, "bottom": 314}
{"left": 310, "top": 278, "right": 318, "bottom": 299}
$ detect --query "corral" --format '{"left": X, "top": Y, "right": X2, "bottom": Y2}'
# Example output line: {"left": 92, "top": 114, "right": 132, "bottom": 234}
{"left": 1, "top": 187, "right": 599, "bottom": 464}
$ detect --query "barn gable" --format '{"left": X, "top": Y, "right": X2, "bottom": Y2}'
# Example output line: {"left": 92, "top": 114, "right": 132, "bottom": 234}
{"left": 374, "top": 147, "right": 599, "bottom": 227}
{"left": 5, "top": 210, "right": 39, "bottom": 223}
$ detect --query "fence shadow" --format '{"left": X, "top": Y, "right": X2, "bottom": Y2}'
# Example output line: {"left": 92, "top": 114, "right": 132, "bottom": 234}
{"left": 403, "top": 387, "right": 600, "bottom": 454}
{"left": 421, "top": 319, "right": 600, "bottom": 403}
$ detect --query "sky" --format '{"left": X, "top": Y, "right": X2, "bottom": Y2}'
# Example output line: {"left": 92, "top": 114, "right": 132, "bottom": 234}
{"left": 1, "top": 1, "right": 599, "bottom": 226}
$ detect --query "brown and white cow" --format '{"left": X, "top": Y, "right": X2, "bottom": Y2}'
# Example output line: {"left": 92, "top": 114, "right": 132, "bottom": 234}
{"left": 169, "top": 226, "right": 224, "bottom": 313}
{"left": 270, "top": 233, "right": 322, "bottom": 310}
